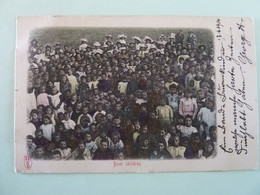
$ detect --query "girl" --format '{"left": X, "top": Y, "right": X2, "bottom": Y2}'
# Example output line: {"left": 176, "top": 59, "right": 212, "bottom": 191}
{"left": 36, "top": 85, "right": 49, "bottom": 106}
{"left": 58, "top": 140, "right": 72, "bottom": 160}
{"left": 44, "top": 105, "right": 56, "bottom": 126}
{"left": 156, "top": 98, "right": 174, "bottom": 129}
{"left": 178, "top": 88, "right": 198, "bottom": 120}
{"left": 167, "top": 134, "right": 186, "bottom": 159}
{"left": 67, "top": 68, "right": 78, "bottom": 94}
{"left": 178, "top": 115, "right": 198, "bottom": 139}
{"left": 198, "top": 140, "right": 216, "bottom": 159}
{"left": 197, "top": 98, "right": 216, "bottom": 139}
{"left": 48, "top": 86, "right": 65, "bottom": 115}
{"left": 39, "top": 115, "right": 55, "bottom": 142}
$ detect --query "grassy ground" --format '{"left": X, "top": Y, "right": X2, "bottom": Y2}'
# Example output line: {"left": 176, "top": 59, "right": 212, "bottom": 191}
{"left": 31, "top": 27, "right": 213, "bottom": 49}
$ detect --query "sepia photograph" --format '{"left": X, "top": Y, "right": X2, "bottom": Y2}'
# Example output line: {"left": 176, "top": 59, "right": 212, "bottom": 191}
{"left": 15, "top": 16, "right": 258, "bottom": 173}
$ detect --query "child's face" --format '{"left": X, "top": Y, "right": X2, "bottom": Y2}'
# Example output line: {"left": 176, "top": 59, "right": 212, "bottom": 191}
{"left": 40, "top": 86, "right": 46, "bottom": 93}
{"left": 52, "top": 87, "right": 58, "bottom": 94}
{"left": 135, "top": 123, "right": 141, "bottom": 130}
{"left": 140, "top": 106, "right": 147, "bottom": 112}
{"left": 115, "top": 104, "right": 122, "bottom": 111}
{"left": 85, "top": 134, "right": 92, "bottom": 142}
{"left": 64, "top": 113, "right": 70, "bottom": 120}
{"left": 52, "top": 154, "right": 61, "bottom": 160}
{"left": 114, "top": 119, "right": 121, "bottom": 126}
{"left": 206, "top": 101, "right": 214, "bottom": 109}
{"left": 27, "top": 139, "right": 33, "bottom": 147}
{"left": 60, "top": 141, "right": 67, "bottom": 149}
{"left": 192, "top": 136, "right": 200, "bottom": 144}
{"left": 100, "top": 141, "right": 108, "bottom": 151}
{"left": 158, "top": 143, "right": 165, "bottom": 152}
{"left": 172, "top": 136, "right": 180, "bottom": 147}
{"left": 143, "top": 139, "right": 149, "bottom": 147}
{"left": 117, "top": 152, "right": 124, "bottom": 160}
{"left": 43, "top": 118, "right": 50, "bottom": 124}
{"left": 170, "top": 87, "right": 177, "bottom": 94}
{"left": 185, "top": 92, "right": 192, "bottom": 98}
{"left": 141, "top": 126, "right": 148, "bottom": 134}
{"left": 185, "top": 118, "right": 192, "bottom": 127}
{"left": 197, "top": 91, "right": 205, "bottom": 99}
{"left": 112, "top": 135, "right": 119, "bottom": 144}
{"left": 160, "top": 99, "right": 167, "bottom": 106}
{"left": 79, "top": 143, "right": 85, "bottom": 151}
{"left": 31, "top": 113, "right": 38, "bottom": 120}
{"left": 205, "top": 144, "right": 213, "bottom": 154}
{"left": 36, "top": 148, "right": 44, "bottom": 157}
{"left": 159, "top": 130, "right": 166, "bottom": 137}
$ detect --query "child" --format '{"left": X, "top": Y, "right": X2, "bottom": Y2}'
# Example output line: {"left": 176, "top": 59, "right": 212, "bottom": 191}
{"left": 109, "top": 131, "right": 124, "bottom": 155}
{"left": 178, "top": 88, "right": 198, "bottom": 120}
{"left": 29, "top": 109, "right": 42, "bottom": 130}
{"left": 150, "top": 138, "right": 171, "bottom": 160}
{"left": 108, "top": 118, "right": 124, "bottom": 141}
{"left": 51, "top": 149, "right": 62, "bottom": 160}
{"left": 36, "top": 85, "right": 49, "bottom": 106}
{"left": 93, "top": 138, "right": 114, "bottom": 160}
{"left": 93, "top": 103, "right": 106, "bottom": 123}
{"left": 178, "top": 115, "right": 198, "bottom": 139}
{"left": 67, "top": 68, "right": 78, "bottom": 94}
{"left": 156, "top": 98, "right": 173, "bottom": 129}
{"left": 48, "top": 86, "right": 64, "bottom": 115}
{"left": 59, "top": 75, "right": 71, "bottom": 94}
{"left": 84, "top": 132, "right": 98, "bottom": 157}
{"left": 199, "top": 140, "right": 216, "bottom": 159}
{"left": 167, "top": 134, "right": 186, "bottom": 159}
{"left": 95, "top": 129, "right": 112, "bottom": 148}
{"left": 167, "top": 84, "right": 180, "bottom": 115}
{"left": 71, "top": 140, "right": 92, "bottom": 160}
{"left": 39, "top": 115, "right": 55, "bottom": 142}
{"left": 118, "top": 76, "right": 128, "bottom": 95}
{"left": 26, "top": 135, "right": 36, "bottom": 157}
{"left": 115, "top": 150, "right": 125, "bottom": 160}
{"left": 135, "top": 91, "right": 148, "bottom": 105}
{"left": 62, "top": 112, "right": 76, "bottom": 130}
{"left": 147, "top": 112, "right": 161, "bottom": 135}
{"left": 33, "top": 146, "right": 46, "bottom": 160}
{"left": 134, "top": 135, "right": 153, "bottom": 159}
{"left": 58, "top": 140, "right": 72, "bottom": 160}
{"left": 138, "top": 103, "right": 149, "bottom": 126}
{"left": 158, "top": 129, "right": 171, "bottom": 147}
{"left": 197, "top": 98, "right": 216, "bottom": 139}
{"left": 77, "top": 76, "right": 90, "bottom": 101}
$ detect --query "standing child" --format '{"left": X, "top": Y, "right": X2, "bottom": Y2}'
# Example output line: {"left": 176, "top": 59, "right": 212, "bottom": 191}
{"left": 67, "top": 68, "right": 78, "bottom": 94}
{"left": 39, "top": 115, "right": 55, "bottom": 142}
{"left": 36, "top": 85, "right": 49, "bottom": 106}
{"left": 62, "top": 112, "right": 76, "bottom": 130}
{"left": 178, "top": 88, "right": 198, "bottom": 120}
{"left": 178, "top": 115, "right": 198, "bottom": 139}
{"left": 167, "top": 83, "right": 180, "bottom": 116}
{"left": 48, "top": 86, "right": 64, "bottom": 115}
{"left": 197, "top": 98, "right": 216, "bottom": 139}
{"left": 77, "top": 76, "right": 90, "bottom": 101}
{"left": 156, "top": 98, "right": 173, "bottom": 129}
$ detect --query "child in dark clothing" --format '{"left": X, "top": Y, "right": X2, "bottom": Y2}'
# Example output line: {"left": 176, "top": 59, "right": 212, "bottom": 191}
{"left": 93, "top": 138, "right": 114, "bottom": 160}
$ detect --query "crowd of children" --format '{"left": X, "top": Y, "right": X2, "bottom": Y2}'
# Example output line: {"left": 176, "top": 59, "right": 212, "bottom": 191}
{"left": 25, "top": 31, "right": 217, "bottom": 160}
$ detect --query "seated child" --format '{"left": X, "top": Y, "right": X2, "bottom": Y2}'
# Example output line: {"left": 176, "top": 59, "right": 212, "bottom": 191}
{"left": 150, "top": 138, "right": 171, "bottom": 160}
{"left": 84, "top": 132, "right": 98, "bottom": 157}
{"left": 58, "top": 140, "right": 72, "bottom": 160}
{"left": 167, "top": 134, "right": 186, "bottom": 159}
{"left": 71, "top": 140, "right": 92, "bottom": 160}
{"left": 93, "top": 138, "right": 114, "bottom": 160}
{"left": 134, "top": 135, "right": 153, "bottom": 159}
{"left": 26, "top": 135, "right": 36, "bottom": 157}
{"left": 109, "top": 131, "right": 124, "bottom": 155}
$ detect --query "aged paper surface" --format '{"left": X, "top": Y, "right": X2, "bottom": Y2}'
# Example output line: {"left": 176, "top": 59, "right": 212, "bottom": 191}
{"left": 15, "top": 16, "right": 258, "bottom": 173}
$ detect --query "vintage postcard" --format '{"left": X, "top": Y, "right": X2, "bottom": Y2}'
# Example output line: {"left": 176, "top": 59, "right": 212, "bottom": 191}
{"left": 15, "top": 16, "right": 258, "bottom": 173}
